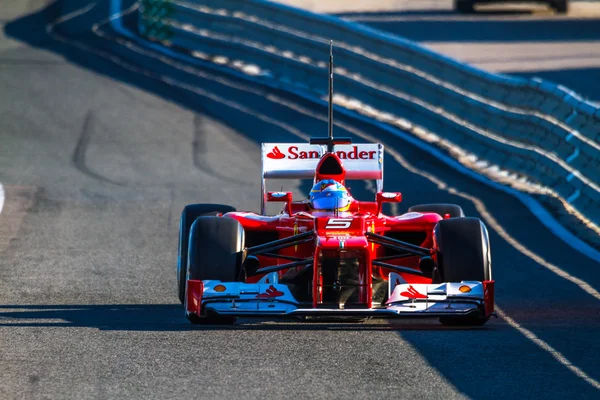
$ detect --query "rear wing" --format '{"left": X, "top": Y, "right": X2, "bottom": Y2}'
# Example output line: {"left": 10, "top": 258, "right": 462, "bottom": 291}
{"left": 261, "top": 143, "right": 384, "bottom": 214}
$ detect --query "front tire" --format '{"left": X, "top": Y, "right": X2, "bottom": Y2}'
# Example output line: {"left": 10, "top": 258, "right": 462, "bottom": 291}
{"left": 185, "top": 216, "right": 245, "bottom": 324}
{"left": 434, "top": 217, "right": 492, "bottom": 326}
{"left": 177, "top": 204, "right": 236, "bottom": 303}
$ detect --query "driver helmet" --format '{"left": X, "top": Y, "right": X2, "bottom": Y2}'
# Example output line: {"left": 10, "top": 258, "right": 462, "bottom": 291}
{"left": 309, "top": 179, "right": 352, "bottom": 212}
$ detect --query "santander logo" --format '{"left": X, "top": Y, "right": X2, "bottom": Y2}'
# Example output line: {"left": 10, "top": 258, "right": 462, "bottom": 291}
{"left": 266, "top": 146, "right": 285, "bottom": 159}
{"left": 267, "top": 145, "right": 376, "bottom": 160}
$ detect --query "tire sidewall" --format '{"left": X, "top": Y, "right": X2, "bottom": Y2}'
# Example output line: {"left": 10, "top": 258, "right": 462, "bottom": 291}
{"left": 177, "top": 204, "right": 236, "bottom": 303}
{"left": 434, "top": 218, "right": 491, "bottom": 282}
{"left": 187, "top": 216, "right": 245, "bottom": 282}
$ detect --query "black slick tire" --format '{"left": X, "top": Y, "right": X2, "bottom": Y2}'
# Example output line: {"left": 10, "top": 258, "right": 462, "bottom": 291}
{"left": 434, "top": 217, "right": 492, "bottom": 326}
{"left": 186, "top": 216, "right": 244, "bottom": 324}
{"left": 177, "top": 204, "right": 235, "bottom": 304}
{"left": 408, "top": 203, "right": 465, "bottom": 218}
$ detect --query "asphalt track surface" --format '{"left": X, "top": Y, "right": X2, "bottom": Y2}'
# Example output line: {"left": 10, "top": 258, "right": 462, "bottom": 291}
{"left": 0, "top": 1, "right": 599, "bottom": 399}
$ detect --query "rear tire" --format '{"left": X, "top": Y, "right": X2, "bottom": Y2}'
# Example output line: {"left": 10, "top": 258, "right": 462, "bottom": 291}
{"left": 455, "top": 0, "right": 475, "bottom": 13}
{"left": 408, "top": 203, "right": 465, "bottom": 218}
{"left": 434, "top": 217, "right": 492, "bottom": 326}
{"left": 177, "top": 204, "right": 236, "bottom": 303}
{"left": 186, "top": 216, "right": 244, "bottom": 324}
{"left": 551, "top": 0, "right": 568, "bottom": 13}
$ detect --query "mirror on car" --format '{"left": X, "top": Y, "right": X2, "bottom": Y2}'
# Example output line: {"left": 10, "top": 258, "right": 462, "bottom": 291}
{"left": 376, "top": 192, "right": 402, "bottom": 214}
{"left": 266, "top": 191, "right": 293, "bottom": 215}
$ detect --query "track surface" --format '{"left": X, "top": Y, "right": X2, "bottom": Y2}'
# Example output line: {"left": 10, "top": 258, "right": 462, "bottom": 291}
{"left": 1, "top": 1, "right": 599, "bottom": 399}
{"left": 281, "top": 0, "right": 600, "bottom": 101}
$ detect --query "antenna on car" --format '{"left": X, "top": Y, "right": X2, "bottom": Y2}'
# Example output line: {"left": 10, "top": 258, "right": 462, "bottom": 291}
{"left": 310, "top": 40, "right": 351, "bottom": 153}
{"left": 327, "top": 40, "right": 334, "bottom": 152}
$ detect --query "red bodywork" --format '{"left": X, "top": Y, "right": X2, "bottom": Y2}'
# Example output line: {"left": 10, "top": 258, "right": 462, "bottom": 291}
{"left": 226, "top": 209, "right": 440, "bottom": 308}
{"left": 222, "top": 152, "right": 443, "bottom": 310}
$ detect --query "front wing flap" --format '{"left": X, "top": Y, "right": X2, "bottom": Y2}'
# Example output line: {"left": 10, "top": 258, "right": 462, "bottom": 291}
{"left": 186, "top": 279, "right": 494, "bottom": 320}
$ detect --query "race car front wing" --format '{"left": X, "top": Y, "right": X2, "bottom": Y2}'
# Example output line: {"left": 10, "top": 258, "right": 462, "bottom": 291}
{"left": 186, "top": 276, "right": 495, "bottom": 321}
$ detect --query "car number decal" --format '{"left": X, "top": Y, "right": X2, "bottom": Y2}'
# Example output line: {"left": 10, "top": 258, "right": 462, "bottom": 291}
{"left": 325, "top": 218, "right": 353, "bottom": 229}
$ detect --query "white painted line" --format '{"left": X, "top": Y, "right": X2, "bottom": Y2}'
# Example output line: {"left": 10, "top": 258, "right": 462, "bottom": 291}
{"left": 497, "top": 306, "right": 600, "bottom": 390}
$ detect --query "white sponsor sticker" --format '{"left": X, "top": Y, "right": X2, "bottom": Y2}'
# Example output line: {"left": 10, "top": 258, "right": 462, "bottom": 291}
{"left": 396, "top": 212, "right": 423, "bottom": 220}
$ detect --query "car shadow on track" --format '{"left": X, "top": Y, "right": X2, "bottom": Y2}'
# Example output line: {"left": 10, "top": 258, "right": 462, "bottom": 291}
{"left": 0, "top": 304, "right": 501, "bottom": 331}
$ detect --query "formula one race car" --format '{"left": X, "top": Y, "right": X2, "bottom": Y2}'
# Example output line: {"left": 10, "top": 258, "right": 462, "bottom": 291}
{"left": 176, "top": 44, "right": 494, "bottom": 326}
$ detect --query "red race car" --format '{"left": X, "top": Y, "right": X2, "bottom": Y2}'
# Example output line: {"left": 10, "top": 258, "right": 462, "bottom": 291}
{"left": 177, "top": 44, "right": 494, "bottom": 326}
{"left": 177, "top": 138, "right": 494, "bottom": 326}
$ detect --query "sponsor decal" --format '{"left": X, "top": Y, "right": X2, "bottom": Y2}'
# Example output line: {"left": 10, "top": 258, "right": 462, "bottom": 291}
{"left": 266, "top": 146, "right": 285, "bottom": 159}
{"left": 459, "top": 285, "right": 472, "bottom": 293}
{"left": 325, "top": 218, "right": 353, "bottom": 229}
{"left": 270, "top": 192, "right": 287, "bottom": 198}
{"left": 213, "top": 284, "right": 226, "bottom": 292}
{"left": 397, "top": 212, "right": 423, "bottom": 220}
{"left": 381, "top": 192, "right": 397, "bottom": 199}
{"left": 237, "top": 213, "right": 280, "bottom": 222}
{"left": 330, "top": 235, "right": 351, "bottom": 240}
{"left": 256, "top": 285, "right": 284, "bottom": 299}
{"left": 320, "top": 181, "right": 335, "bottom": 191}
{"left": 289, "top": 146, "right": 321, "bottom": 160}
{"left": 400, "top": 285, "right": 427, "bottom": 299}
{"left": 267, "top": 145, "right": 377, "bottom": 161}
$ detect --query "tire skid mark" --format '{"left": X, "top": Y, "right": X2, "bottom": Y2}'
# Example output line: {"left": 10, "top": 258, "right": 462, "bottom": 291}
{"left": 166, "top": 183, "right": 175, "bottom": 227}
{"left": 192, "top": 114, "right": 252, "bottom": 186}
{"left": 72, "top": 111, "right": 127, "bottom": 186}
{"left": 48, "top": 1, "right": 600, "bottom": 389}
